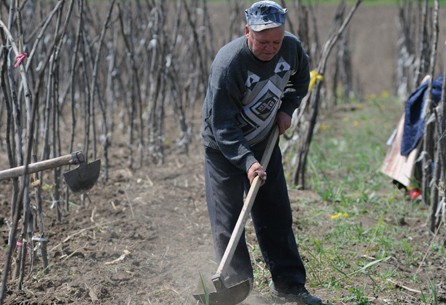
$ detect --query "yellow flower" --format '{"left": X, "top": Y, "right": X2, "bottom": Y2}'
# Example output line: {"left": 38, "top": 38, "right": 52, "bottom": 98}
{"left": 381, "top": 90, "right": 390, "bottom": 98}
{"left": 330, "top": 212, "right": 349, "bottom": 219}
{"left": 330, "top": 212, "right": 342, "bottom": 219}
{"left": 309, "top": 70, "right": 324, "bottom": 91}
{"left": 319, "top": 123, "right": 330, "bottom": 131}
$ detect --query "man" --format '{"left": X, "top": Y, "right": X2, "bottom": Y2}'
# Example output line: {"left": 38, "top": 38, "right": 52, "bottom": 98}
{"left": 201, "top": 1, "right": 323, "bottom": 304}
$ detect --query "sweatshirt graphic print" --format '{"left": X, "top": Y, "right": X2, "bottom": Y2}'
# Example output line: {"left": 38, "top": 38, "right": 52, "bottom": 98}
{"left": 237, "top": 58, "right": 292, "bottom": 144}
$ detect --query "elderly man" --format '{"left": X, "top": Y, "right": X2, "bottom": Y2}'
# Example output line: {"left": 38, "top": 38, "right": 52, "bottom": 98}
{"left": 201, "top": 1, "right": 324, "bottom": 304}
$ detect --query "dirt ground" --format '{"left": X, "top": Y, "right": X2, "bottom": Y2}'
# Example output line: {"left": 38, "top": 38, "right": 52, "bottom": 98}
{"left": 0, "top": 141, "right": 214, "bottom": 305}
{"left": 1, "top": 3, "right": 446, "bottom": 305}
{"left": 0, "top": 128, "right": 445, "bottom": 305}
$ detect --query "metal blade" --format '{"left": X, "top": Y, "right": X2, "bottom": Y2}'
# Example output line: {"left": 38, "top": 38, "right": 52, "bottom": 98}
{"left": 63, "top": 159, "right": 101, "bottom": 193}
{"left": 193, "top": 277, "right": 251, "bottom": 305}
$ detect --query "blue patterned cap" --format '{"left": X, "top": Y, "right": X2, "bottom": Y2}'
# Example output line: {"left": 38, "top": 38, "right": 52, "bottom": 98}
{"left": 245, "top": 1, "right": 287, "bottom": 32}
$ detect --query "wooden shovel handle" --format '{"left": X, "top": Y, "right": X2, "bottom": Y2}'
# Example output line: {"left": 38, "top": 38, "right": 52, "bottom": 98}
{"left": 0, "top": 151, "right": 84, "bottom": 181}
{"left": 214, "top": 126, "right": 280, "bottom": 278}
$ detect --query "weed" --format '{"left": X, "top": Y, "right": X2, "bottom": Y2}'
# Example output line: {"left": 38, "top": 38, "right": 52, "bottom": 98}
{"left": 348, "top": 287, "right": 370, "bottom": 305}
{"left": 280, "top": 96, "right": 445, "bottom": 304}
{"left": 198, "top": 273, "right": 209, "bottom": 305}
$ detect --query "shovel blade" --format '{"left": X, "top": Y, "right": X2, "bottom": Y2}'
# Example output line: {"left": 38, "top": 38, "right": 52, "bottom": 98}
{"left": 193, "top": 276, "right": 251, "bottom": 305}
{"left": 63, "top": 159, "right": 101, "bottom": 193}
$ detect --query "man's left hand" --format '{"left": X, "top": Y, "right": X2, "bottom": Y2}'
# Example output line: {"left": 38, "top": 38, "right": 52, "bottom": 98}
{"left": 276, "top": 111, "right": 292, "bottom": 135}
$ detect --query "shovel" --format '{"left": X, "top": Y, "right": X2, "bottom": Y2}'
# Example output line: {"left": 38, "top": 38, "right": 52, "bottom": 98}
{"left": 0, "top": 151, "right": 100, "bottom": 193}
{"left": 194, "top": 126, "right": 279, "bottom": 305}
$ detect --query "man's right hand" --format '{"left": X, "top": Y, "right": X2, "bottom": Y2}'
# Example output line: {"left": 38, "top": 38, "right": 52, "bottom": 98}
{"left": 247, "top": 162, "right": 267, "bottom": 185}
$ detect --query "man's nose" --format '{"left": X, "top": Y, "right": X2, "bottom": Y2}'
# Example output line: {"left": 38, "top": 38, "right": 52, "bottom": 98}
{"left": 264, "top": 43, "right": 275, "bottom": 51}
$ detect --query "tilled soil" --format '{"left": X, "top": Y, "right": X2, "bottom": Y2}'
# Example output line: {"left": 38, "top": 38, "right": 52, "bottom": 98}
{"left": 1, "top": 4, "right": 446, "bottom": 304}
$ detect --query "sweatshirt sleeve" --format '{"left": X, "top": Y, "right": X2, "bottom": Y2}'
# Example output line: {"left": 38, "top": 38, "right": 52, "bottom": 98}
{"left": 279, "top": 41, "right": 310, "bottom": 117}
{"left": 206, "top": 64, "right": 258, "bottom": 172}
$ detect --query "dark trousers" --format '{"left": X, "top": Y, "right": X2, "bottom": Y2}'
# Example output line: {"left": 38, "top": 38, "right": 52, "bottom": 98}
{"left": 204, "top": 140, "right": 306, "bottom": 289}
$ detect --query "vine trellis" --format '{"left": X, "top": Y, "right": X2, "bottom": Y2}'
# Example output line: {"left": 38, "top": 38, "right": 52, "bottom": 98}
{"left": 5, "top": 1, "right": 439, "bottom": 303}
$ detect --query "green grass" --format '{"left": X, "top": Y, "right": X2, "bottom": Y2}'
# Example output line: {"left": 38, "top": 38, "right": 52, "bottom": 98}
{"left": 248, "top": 93, "right": 445, "bottom": 304}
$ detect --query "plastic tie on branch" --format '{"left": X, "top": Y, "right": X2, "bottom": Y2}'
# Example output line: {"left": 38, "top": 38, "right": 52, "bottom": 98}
{"left": 32, "top": 236, "right": 48, "bottom": 243}
{"left": 309, "top": 69, "right": 324, "bottom": 91}
{"left": 14, "top": 52, "right": 27, "bottom": 68}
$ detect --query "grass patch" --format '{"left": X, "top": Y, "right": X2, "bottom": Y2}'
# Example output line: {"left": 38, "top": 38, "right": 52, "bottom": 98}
{"left": 249, "top": 94, "right": 445, "bottom": 304}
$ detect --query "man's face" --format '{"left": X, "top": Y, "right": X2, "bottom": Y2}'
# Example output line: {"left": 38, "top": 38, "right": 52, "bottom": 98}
{"left": 245, "top": 25, "right": 285, "bottom": 62}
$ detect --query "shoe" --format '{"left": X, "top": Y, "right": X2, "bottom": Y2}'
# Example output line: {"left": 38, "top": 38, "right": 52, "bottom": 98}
{"left": 271, "top": 284, "right": 323, "bottom": 305}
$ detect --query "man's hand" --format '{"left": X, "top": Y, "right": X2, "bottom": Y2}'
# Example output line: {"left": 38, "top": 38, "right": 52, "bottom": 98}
{"left": 247, "top": 162, "right": 267, "bottom": 185}
{"left": 276, "top": 111, "right": 292, "bottom": 135}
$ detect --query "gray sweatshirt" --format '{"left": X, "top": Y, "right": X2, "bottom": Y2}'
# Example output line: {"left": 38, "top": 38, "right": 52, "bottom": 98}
{"left": 202, "top": 31, "right": 310, "bottom": 172}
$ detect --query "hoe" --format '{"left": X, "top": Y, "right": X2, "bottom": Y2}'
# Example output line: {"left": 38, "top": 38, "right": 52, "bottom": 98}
{"left": 0, "top": 151, "right": 100, "bottom": 193}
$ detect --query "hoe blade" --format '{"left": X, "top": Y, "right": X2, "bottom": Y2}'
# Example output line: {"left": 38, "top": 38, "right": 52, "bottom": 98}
{"left": 193, "top": 276, "right": 251, "bottom": 305}
{"left": 63, "top": 159, "right": 101, "bottom": 193}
